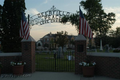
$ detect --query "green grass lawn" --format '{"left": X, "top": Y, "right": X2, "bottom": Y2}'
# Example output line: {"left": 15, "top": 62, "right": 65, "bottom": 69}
{"left": 35, "top": 53, "right": 75, "bottom": 72}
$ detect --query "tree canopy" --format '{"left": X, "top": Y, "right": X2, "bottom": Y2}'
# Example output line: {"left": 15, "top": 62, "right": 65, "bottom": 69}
{"left": 95, "top": 27, "right": 120, "bottom": 48}
{"left": 54, "top": 31, "right": 69, "bottom": 49}
{"left": 1, "top": 0, "right": 26, "bottom": 52}
{"left": 61, "top": 0, "right": 116, "bottom": 36}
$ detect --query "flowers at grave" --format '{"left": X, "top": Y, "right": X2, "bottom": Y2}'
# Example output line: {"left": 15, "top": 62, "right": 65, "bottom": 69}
{"left": 79, "top": 61, "right": 96, "bottom": 66}
{"left": 10, "top": 61, "right": 26, "bottom": 66}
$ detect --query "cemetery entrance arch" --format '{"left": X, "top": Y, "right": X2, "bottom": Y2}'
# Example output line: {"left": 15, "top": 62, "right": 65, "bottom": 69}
{"left": 29, "top": 5, "right": 72, "bottom": 26}
{"left": 29, "top": 6, "right": 75, "bottom": 72}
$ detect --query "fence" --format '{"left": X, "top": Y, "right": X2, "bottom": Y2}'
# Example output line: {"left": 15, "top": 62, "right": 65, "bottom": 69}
{"left": 74, "top": 35, "right": 120, "bottom": 79}
{"left": 87, "top": 52, "right": 120, "bottom": 79}
{"left": 0, "top": 36, "right": 36, "bottom": 74}
{"left": 75, "top": 52, "right": 120, "bottom": 79}
{"left": 0, "top": 53, "right": 22, "bottom": 73}
{"left": 0, "top": 35, "right": 120, "bottom": 79}
{"left": 36, "top": 50, "right": 75, "bottom": 72}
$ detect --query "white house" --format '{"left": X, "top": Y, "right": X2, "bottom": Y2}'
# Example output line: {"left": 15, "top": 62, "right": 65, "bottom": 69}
{"left": 36, "top": 40, "right": 43, "bottom": 50}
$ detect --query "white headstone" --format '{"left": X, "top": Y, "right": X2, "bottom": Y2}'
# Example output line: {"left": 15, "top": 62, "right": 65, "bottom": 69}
{"left": 57, "top": 47, "right": 63, "bottom": 58}
{"left": 63, "top": 47, "right": 66, "bottom": 52}
{"left": 68, "top": 55, "right": 72, "bottom": 60}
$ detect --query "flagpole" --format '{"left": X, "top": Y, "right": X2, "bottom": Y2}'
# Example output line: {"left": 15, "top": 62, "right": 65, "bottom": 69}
{"left": 79, "top": 6, "right": 80, "bottom": 35}
{"left": 28, "top": 14, "right": 30, "bottom": 25}
{"left": 28, "top": 14, "right": 30, "bottom": 35}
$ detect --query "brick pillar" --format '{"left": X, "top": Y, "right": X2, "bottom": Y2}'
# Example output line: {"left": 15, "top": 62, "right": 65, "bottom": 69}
{"left": 21, "top": 36, "right": 36, "bottom": 73}
{"left": 75, "top": 35, "right": 87, "bottom": 74}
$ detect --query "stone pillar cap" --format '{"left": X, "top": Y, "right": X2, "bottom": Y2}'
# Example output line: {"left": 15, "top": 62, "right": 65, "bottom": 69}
{"left": 75, "top": 34, "right": 86, "bottom": 41}
{"left": 21, "top": 35, "right": 36, "bottom": 42}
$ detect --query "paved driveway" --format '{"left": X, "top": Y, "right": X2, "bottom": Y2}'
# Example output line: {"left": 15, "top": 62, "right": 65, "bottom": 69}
{"left": 0, "top": 72, "right": 119, "bottom": 80}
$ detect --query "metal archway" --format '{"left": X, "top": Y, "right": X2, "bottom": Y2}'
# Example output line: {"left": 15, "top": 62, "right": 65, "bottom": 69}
{"left": 29, "top": 5, "right": 73, "bottom": 26}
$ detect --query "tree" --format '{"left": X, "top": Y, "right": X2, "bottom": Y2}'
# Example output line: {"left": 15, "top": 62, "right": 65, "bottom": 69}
{"left": 2, "top": 0, "right": 26, "bottom": 52}
{"left": 61, "top": 13, "right": 79, "bottom": 32}
{"left": 95, "top": 27, "right": 120, "bottom": 48}
{"left": 61, "top": 0, "right": 116, "bottom": 35}
{"left": 109, "top": 27, "right": 120, "bottom": 37}
{"left": 0, "top": 5, "right": 2, "bottom": 42}
{"left": 115, "top": 27, "right": 120, "bottom": 37}
{"left": 95, "top": 12, "right": 115, "bottom": 35}
{"left": 80, "top": 0, "right": 116, "bottom": 35}
{"left": 49, "top": 38, "right": 55, "bottom": 50}
{"left": 108, "top": 29, "right": 116, "bottom": 37}
{"left": 55, "top": 31, "right": 69, "bottom": 49}
{"left": 94, "top": 35, "right": 110, "bottom": 47}
{"left": 108, "top": 27, "right": 120, "bottom": 48}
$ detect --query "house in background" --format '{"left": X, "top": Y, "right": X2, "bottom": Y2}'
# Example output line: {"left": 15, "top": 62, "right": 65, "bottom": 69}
{"left": 36, "top": 32, "right": 95, "bottom": 50}
{"left": 36, "top": 40, "right": 43, "bottom": 50}
{"left": 36, "top": 32, "right": 76, "bottom": 50}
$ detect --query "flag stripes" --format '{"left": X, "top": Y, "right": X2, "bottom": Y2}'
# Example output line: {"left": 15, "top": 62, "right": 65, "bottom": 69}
{"left": 20, "top": 12, "right": 30, "bottom": 40}
{"left": 79, "top": 7, "right": 93, "bottom": 38}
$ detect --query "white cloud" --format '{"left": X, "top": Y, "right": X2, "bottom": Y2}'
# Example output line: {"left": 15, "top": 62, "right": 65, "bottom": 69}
{"left": 30, "top": 23, "right": 78, "bottom": 41}
{"left": 25, "top": 8, "right": 39, "bottom": 15}
{"left": 104, "top": 7, "right": 120, "bottom": 13}
{"left": 43, "top": 0, "right": 48, "bottom": 4}
{"left": 104, "top": 7, "right": 120, "bottom": 29}
{"left": 104, "top": 7, "right": 120, "bottom": 20}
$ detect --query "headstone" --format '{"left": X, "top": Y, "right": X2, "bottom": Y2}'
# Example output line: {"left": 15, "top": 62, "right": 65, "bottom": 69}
{"left": 100, "top": 39, "right": 103, "bottom": 51}
{"left": 63, "top": 47, "right": 66, "bottom": 52}
{"left": 105, "top": 44, "right": 109, "bottom": 52}
{"left": 53, "top": 50, "right": 56, "bottom": 54}
{"left": 67, "top": 50, "right": 73, "bottom": 61}
{"left": 57, "top": 47, "right": 63, "bottom": 59}
{"left": 67, "top": 55, "right": 72, "bottom": 60}
{"left": 95, "top": 48, "right": 97, "bottom": 52}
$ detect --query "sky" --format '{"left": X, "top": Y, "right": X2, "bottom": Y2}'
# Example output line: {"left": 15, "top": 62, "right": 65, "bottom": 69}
{"left": 0, "top": 0, "right": 120, "bottom": 41}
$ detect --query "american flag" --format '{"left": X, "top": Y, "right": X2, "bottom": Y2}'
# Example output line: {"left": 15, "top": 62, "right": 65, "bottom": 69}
{"left": 20, "top": 11, "right": 30, "bottom": 40}
{"left": 79, "top": 7, "right": 93, "bottom": 38}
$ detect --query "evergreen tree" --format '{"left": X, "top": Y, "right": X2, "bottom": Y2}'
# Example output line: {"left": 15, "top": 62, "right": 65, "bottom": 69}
{"left": 2, "top": 0, "right": 26, "bottom": 52}
{"left": 0, "top": 5, "right": 2, "bottom": 42}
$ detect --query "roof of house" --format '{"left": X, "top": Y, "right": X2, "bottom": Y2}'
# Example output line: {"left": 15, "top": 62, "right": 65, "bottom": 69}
{"left": 38, "top": 32, "right": 77, "bottom": 42}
